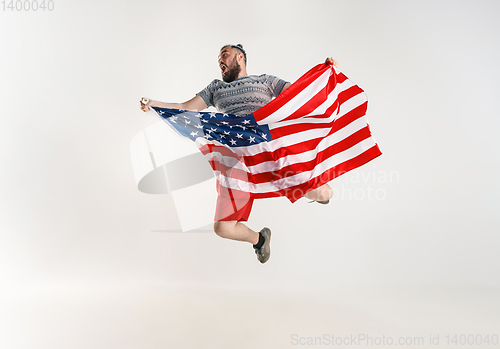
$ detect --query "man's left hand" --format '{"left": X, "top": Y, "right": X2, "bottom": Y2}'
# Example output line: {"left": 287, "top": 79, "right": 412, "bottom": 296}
{"left": 325, "top": 57, "right": 339, "bottom": 68}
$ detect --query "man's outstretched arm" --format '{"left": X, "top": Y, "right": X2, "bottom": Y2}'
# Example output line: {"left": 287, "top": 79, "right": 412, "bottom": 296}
{"left": 280, "top": 57, "right": 339, "bottom": 94}
{"left": 140, "top": 94, "right": 207, "bottom": 113}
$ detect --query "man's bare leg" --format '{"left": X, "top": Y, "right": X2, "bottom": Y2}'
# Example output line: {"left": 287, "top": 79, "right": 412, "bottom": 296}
{"left": 213, "top": 220, "right": 259, "bottom": 244}
{"left": 214, "top": 221, "right": 271, "bottom": 263}
{"left": 304, "top": 183, "right": 333, "bottom": 202}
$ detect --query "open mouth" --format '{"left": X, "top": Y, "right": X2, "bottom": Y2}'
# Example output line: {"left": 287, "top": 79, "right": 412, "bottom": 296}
{"left": 220, "top": 64, "right": 227, "bottom": 74}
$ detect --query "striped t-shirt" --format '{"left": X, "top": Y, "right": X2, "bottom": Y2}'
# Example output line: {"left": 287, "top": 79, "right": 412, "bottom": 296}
{"left": 197, "top": 74, "right": 289, "bottom": 117}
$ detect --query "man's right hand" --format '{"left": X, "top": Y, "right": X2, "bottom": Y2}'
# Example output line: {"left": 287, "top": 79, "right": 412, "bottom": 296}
{"left": 140, "top": 97, "right": 153, "bottom": 112}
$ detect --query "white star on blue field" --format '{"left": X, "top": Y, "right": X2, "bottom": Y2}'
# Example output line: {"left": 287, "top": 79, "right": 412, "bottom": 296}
{"left": 152, "top": 107, "right": 272, "bottom": 147}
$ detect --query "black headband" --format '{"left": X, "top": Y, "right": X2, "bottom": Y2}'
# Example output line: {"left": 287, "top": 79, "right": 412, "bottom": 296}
{"left": 227, "top": 44, "right": 246, "bottom": 54}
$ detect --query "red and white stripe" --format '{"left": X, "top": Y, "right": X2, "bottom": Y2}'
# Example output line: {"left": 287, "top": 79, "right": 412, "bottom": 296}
{"left": 195, "top": 62, "right": 382, "bottom": 202}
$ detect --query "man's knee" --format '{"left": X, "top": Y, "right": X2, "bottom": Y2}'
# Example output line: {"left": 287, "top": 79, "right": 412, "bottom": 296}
{"left": 213, "top": 221, "right": 236, "bottom": 239}
{"left": 322, "top": 184, "right": 333, "bottom": 200}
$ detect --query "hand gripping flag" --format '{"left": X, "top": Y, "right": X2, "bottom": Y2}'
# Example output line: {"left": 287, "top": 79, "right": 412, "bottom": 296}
{"left": 150, "top": 62, "right": 382, "bottom": 203}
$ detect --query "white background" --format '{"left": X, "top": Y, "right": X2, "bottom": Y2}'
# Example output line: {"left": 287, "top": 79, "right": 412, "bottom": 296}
{"left": 1, "top": 0, "right": 499, "bottom": 348}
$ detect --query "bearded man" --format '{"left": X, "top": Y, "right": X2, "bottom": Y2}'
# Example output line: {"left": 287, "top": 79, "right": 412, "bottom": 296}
{"left": 140, "top": 44, "right": 336, "bottom": 263}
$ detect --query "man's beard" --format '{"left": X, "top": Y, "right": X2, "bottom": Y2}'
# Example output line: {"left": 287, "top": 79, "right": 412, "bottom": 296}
{"left": 222, "top": 56, "right": 241, "bottom": 82}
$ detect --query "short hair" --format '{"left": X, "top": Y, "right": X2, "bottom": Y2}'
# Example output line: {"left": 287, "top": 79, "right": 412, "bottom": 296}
{"left": 221, "top": 44, "right": 247, "bottom": 65}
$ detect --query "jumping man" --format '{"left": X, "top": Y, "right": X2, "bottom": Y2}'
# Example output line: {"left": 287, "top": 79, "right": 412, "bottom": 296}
{"left": 141, "top": 44, "right": 337, "bottom": 263}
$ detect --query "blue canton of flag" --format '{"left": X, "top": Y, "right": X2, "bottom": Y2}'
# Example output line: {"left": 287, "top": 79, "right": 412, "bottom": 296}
{"left": 151, "top": 107, "right": 272, "bottom": 147}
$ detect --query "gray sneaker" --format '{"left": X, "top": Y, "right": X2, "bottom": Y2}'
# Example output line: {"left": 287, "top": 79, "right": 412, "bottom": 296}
{"left": 254, "top": 228, "right": 271, "bottom": 264}
{"left": 308, "top": 199, "right": 330, "bottom": 205}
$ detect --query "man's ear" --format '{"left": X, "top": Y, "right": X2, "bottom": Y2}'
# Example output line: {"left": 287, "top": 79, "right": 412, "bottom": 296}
{"left": 237, "top": 53, "right": 244, "bottom": 64}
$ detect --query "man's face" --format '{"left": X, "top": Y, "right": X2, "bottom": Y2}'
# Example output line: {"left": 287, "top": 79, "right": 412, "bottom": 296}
{"left": 218, "top": 47, "right": 241, "bottom": 83}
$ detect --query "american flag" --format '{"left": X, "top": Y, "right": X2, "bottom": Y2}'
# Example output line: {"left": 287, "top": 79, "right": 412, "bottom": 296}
{"left": 151, "top": 62, "right": 382, "bottom": 203}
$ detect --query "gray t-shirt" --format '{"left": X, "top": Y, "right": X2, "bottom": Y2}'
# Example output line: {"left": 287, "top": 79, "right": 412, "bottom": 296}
{"left": 197, "top": 74, "right": 289, "bottom": 117}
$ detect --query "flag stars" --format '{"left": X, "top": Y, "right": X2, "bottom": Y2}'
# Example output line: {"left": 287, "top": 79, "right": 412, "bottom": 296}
{"left": 164, "top": 109, "right": 270, "bottom": 147}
